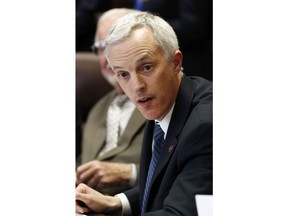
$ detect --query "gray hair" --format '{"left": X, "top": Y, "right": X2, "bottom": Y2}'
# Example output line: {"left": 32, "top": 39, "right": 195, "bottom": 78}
{"left": 104, "top": 11, "right": 179, "bottom": 60}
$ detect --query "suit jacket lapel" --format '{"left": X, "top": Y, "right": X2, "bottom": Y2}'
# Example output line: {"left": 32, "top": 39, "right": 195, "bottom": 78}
{"left": 89, "top": 126, "right": 106, "bottom": 160}
{"left": 81, "top": 109, "right": 107, "bottom": 163}
{"left": 98, "top": 108, "right": 146, "bottom": 160}
{"left": 84, "top": 92, "right": 116, "bottom": 162}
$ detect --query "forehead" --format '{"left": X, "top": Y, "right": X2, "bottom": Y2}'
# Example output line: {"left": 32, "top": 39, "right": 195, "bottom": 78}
{"left": 108, "top": 28, "right": 160, "bottom": 57}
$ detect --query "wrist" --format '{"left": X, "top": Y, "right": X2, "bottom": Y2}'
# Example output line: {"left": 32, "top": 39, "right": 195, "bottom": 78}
{"left": 116, "top": 163, "right": 132, "bottom": 184}
{"left": 105, "top": 195, "right": 122, "bottom": 215}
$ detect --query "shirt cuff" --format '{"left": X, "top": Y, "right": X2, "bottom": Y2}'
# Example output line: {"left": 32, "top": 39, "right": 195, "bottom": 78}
{"left": 115, "top": 193, "right": 132, "bottom": 216}
{"left": 128, "top": 163, "right": 137, "bottom": 187}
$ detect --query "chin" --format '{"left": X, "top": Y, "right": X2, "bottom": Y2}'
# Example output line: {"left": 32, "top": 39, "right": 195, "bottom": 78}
{"left": 140, "top": 111, "right": 158, "bottom": 121}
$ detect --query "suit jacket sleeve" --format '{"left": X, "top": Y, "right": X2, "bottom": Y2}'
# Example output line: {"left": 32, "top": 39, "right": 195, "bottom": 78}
{"left": 124, "top": 187, "right": 140, "bottom": 215}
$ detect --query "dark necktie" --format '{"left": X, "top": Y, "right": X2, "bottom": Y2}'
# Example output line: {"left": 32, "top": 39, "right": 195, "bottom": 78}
{"left": 141, "top": 123, "right": 165, "bottom": 214}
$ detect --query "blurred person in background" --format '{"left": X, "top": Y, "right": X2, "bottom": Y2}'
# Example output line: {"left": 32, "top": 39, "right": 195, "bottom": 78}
{"left": 76, "top": 0, "right": 133, "bottom": 51}
{"left": 76, "top": 8, "right": 146, "bottom": 196}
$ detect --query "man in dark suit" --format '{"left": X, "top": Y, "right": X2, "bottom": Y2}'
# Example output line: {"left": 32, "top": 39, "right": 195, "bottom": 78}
{"left": 76, "top": 11, "right": 212, "bottom": 216}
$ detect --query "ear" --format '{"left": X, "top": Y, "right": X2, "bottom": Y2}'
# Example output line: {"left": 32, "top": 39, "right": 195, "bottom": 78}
{"left": 172, "top": 50, "right": 183, "bottom": 73}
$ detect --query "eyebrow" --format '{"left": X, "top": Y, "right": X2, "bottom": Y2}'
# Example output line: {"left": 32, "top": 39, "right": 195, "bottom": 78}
{"left": 112, "top": 54, "right": 153, "bottom": 70}
{"left": 135, "top": 54, "right": 151, "bottom": 64}
{"left": 112, "top": 66, "right": 124, "bottom": 70}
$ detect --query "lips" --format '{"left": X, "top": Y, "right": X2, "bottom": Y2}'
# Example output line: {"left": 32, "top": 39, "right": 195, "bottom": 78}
{"left": 136, "top": 97, "right": 153, "bottom": 107}
{"left": 138, "top": 97, "right": 150, "bottom": 102}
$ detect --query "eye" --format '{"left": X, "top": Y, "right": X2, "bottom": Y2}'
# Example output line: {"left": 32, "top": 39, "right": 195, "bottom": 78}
{"left": 117, "top": 71, "right": 130, "bottom": 79}
{"left": 142, "top": 64, "right": 153, "bottom": 72}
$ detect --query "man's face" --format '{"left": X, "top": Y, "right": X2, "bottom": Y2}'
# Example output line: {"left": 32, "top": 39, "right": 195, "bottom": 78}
{"left": 107, "top": 28, "right": 182, "bottom": 120}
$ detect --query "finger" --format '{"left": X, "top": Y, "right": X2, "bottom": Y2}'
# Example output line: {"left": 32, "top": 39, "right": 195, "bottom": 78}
{"left": 76, "top": 201, "right": 89, "bottom": 214}
{"left": 76, "top": 204, "right": 85, "bottom": 214}
{"left": 76, "top": 183, "right": 96, "bottom": 198}
{"left": 75, "top": 188, "right": 93, "bottom": 213}
{"left": 77, "top": 166, "right": 98, "bottom": 184}
{"left": 76, "top": 162, "right": 91, "bottom": 177}
{"left": 75, "top": 192, "right": 90, "bottom": 210}
{"left": 76, "top": 191, "right": 86, "bottom": 201}
{"left": 94, "top": 169, "right": 109, "bottom": 189}
{"left": 75, "top": 193, "right": 86, "bottom": 214}
{"left": 87, "top": 179, "right": 98, "bottom": 189}
{"left": 76, "top": 183, "right": 88, "bottom": 195}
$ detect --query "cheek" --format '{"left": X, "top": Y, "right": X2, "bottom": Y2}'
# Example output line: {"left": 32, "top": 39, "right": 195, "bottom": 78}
{"left": 118, "top": 81, "right": 132, "bottom": 96}
{"left": 156, "top": 73, "right": 175, "bottom": 99}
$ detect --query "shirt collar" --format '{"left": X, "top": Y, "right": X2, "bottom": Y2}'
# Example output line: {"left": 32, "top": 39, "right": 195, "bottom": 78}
{"left": 155, "top": 103, "right": 175, "bottom": 139}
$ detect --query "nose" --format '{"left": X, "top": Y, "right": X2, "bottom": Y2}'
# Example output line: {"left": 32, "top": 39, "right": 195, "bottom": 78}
{"left": 131, "top": 73, "right": 146, "bottom": 92}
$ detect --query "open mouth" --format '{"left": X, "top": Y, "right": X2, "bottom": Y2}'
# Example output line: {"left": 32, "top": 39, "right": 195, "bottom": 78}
{"left": 137, "top": 97, "right": 153, "bottom": 106}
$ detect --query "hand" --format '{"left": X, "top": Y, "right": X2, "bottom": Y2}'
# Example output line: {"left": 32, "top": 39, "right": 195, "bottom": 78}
{"left": 76, "top": 160, "right": 132, "bottom": 190}
{"left": 75, "top": 183, "right": 122, "bottom": 215}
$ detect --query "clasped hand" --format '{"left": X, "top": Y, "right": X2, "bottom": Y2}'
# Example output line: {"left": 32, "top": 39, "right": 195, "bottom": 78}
{"left": 76, "top": 183, "right": 121, "bottom": 214}
{"left": 76, "top": 160, "right": 132, "bottom": 190}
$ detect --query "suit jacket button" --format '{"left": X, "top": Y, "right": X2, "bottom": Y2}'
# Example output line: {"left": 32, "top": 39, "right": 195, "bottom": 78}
{"left": 168, "top": 145, "right": 174, "bottom": 152}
